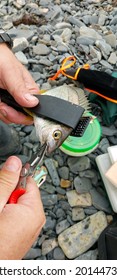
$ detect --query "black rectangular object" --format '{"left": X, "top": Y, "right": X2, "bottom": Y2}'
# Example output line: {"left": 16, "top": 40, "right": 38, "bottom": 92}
{"left": 32, "top": 94, "right": 85, "bottom": 129}
{"left": 0, "top": 89, "right": 84, "bottom": 130}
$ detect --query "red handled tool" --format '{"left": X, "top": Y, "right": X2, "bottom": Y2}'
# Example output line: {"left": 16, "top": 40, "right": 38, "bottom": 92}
{"left": 8, "top": 143, "right": 47, "bottom": 204}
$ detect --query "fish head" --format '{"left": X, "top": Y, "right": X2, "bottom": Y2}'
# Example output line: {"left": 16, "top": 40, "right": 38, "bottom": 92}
{"left": 34, "top": 116, "right": 72, "bottom": 154}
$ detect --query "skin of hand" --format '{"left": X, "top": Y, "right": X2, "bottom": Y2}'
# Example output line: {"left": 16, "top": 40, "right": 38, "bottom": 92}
{"left": 0, "top": 43, "right": 40, "bottom": 125}
{"left": 0, "top": 156, "right": 46, "bottom": 260}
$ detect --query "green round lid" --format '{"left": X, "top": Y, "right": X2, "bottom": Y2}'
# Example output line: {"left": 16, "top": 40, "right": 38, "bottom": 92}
{"left": 60, "top": 113, "right": 101, "bottom": 156}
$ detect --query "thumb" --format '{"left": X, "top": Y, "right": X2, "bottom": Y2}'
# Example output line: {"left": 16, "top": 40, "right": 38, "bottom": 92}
{"left": 0, "top": 156, "right": 22, "bottom": 212}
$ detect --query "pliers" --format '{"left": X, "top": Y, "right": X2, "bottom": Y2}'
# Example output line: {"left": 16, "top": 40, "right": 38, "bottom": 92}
{"left": 8, "top": 143, "right": 48, "bottom": 204}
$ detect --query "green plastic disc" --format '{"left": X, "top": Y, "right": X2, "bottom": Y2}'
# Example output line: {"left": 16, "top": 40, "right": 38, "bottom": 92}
{"left": 60, "top": 113, "right": 101, "bottom": 156}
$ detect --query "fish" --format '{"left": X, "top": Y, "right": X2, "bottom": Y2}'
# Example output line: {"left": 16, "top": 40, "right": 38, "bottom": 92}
{"left": 33, "top": 84, "right": 90, "bottom": 154}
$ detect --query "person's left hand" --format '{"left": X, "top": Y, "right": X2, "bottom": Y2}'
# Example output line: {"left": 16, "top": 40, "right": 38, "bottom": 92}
{"left": 0, "top": 43, "right": 40, "bottom": 125}
{"left": 0, "top": 156, "right": 46, "bottom": 259}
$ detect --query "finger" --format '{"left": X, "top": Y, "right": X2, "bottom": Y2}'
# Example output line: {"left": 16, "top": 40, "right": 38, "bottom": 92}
{"left": 18, "top": 177, "right": 45, "bottom": 225}
{"left": 0, "top": 156, "right": 22, "bottom": 212}
{"left": 0, "top": 103, "right": 33, "bottom": 125}
{"left": 0, "top": 48, "right": 39, "bottom": 107}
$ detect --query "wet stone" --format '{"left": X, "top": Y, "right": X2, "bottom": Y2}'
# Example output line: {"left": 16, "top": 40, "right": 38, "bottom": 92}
{"left": 43, "top": 216, "right": 56, "bottom": 231}
{"left": 67, "top": 156, "right": 91, "bottom": 174}
{"left": 45, "top": 158, "right": 60, "bottom": 187}
{"left": 90, "top": 188, "right": 112, "bottom": 213}
{"left": 23, "top": 248, "right": 41, "bottom": 260}
{"left": 74, "top": 176, "right": 93, "bottom": 193}
{"left": 67, "top": 190, "right": 92, "bottom": 207}
{"left": 84, "top": 206, "right": 98, "bottom": 215}
{"left": 58, "top": 211, "right": 107, "bottom": 259}
{"left": 60, "top": 179, "right": 71, "bottom": 189}
{"left": 33, "top": 44, "right": 51, "bottom": 55}
{"left": 58, "top": 166, "right": 69, "bottom": 180}
{"left": 55, "top": 208, "right": 66, "bottom": 219}
{"left": 56, "top": 219, "right": 70, "bottom": 234}
{"left": 41, "top": 194, "right": 58, "bottom": 206}
{"left": 42, "top": 239, "right": 58, "bottom": 256}
{"left": 53, "top": 247, "right": 65, "bottom": 260}
{"left": 56, "top": 186, "right": 66, "bottom": 195}
{"left": 40, "top": 182, "right": 56, "bottom": 194}
{"left": 98, "top": 138, "right": 110, "bottom": 153}
{"left": 72, "top": 207, "right": 85, "bottom": 221}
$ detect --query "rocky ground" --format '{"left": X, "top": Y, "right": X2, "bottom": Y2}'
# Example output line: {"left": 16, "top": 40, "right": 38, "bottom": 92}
{"left": 0, "top": 0, "right": 117, "bottom": 260}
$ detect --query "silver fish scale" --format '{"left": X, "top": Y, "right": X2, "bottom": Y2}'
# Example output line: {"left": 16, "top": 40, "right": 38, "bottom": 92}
{"left": 43, "top": 85, "right": 90, "bottom": 113}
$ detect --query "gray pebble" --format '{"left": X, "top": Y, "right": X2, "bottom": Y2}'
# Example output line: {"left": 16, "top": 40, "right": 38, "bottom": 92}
{"left": 53, "top": 247, "right": 65, "bottom": 260}
{"left": 45, "top": 158, "right": 60, "bottom": 187}
{"left": 58, "top": 166, "right": 69, "bottom": 180}
{"left": 56, "top": 219, "right": 70, "bottom": 234}
{"left": 74, "top": 176, "right": 93, "bottom": 193}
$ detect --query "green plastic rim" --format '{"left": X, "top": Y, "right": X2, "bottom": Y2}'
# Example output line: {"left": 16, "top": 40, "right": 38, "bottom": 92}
{"left": 60, "top": 113, "right": 101, "bottom": 156}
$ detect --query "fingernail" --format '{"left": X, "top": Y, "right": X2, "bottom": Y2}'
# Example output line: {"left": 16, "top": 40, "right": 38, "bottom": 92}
{"left": 4, "top": 157, "right": 21, "bottom": 172}
{"left": 24, "top": 94, "right": 39, "bottom": 103}
{"left": 0, "top": 109, "right": 7, "bottom": 117}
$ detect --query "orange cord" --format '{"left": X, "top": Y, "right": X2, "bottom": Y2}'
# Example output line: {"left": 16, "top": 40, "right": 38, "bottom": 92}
{"left": 49, "top": 56, "right": 90, "bottom": 80}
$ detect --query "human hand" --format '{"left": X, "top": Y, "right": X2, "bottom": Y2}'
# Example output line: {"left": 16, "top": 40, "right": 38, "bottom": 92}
{"left": 0, "top": 43, "right": 39, "bottom": 125}
{"left": 0, "top": 156, "right": 45, "bottom": 260}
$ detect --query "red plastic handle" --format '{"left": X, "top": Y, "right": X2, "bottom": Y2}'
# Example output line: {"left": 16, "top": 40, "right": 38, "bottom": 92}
{"left": 8, "top": 188, "right": 26, "bottom": 204}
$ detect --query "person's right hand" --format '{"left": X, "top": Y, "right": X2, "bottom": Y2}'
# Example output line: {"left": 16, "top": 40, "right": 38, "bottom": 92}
{"left": 0, "top": 43, "right": 39, "bottom": 125}
{"left": 0, "top": 156, "right": 46, "bottom": 260}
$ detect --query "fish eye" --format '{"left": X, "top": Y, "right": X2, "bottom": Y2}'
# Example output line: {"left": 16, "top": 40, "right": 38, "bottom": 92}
{"left": 53, "top": 130, "right": 62, "bottom": 140}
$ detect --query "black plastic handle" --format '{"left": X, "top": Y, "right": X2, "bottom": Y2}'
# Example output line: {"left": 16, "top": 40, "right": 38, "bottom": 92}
{"left": 66, "top": 68, "right": 117, "bottom": 103}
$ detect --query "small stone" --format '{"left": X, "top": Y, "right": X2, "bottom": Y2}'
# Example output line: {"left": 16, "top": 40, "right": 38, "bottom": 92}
{"left": 56, "top": 219, "right": 70, "bottom": 234}
{"left": 41, "top": 194, "right": 58, "bottom": 206}
{"left": 53, "top": 247, "right": 65, "bottom": 260}
{"left": 106, "top": 215, "right": 113, "bottom": 224}
{"left": 104, "top": 34, "right": 117, "bottom": 48}
{"left": 90, "top": 45, "right": 101, "bottom": 61}
{"left": 96, "top": 39, "right": 112, "bottom": 56}
{"left": 23, "top": 248, "right": 41, "bottom": 260}
{"left": 66, "top": 190, "right": 92, "bottom": 207}
{"left": 33, "top": 44, "right": 51, "bottom": 56}
{"left": 42, "top": 239, "right": 58, "bottom": 256}
{"left": 58, "top": 166, "right": 69, "bottom": 180}
{"left": 56, "top": 208, "right": 66, "bottom": 219}
{"left": 80, "top": 26, "right": 102, "bottom": 40}
{"left": 12, "top": 37, "right": 29, "bottom": 53}
{"left": 60, "top": 179, "right": 71, "bottom": 188}
{"left": 67, "top": 156, "right": 91, "bottom": 174}
{"left": 98, "top": 138, "right": 110, "bottom": 153}
{"left": 108, "top": 52, "right": 117, "bottom": 65}
{"left": 76, "top": 36, "right": 95, "bottom": 46}
{"left": 55, "top": 22, "right": 72, "bottom": 29}
{"left": 74, "top": 176, "right": 93, "bottom": 193}
{"left": 72, "top": 207, "right": 85, "bottom": 221}
{"left": 100, "top": 60, "right": 113, "bottom": 70}
{"left": 41, "top": 182, "right": 56, "bottom": 194}
{"left": 45, "top": 158, "right": 60, "bottom": 187}
{"left": 15, "top": 51, "right": 28, "bottom": 65}
{"left": 90, "top": 188, "right": 111, "bottom": 213}
{"left": 43, "top": 216, "right": 56, "bottom": 231}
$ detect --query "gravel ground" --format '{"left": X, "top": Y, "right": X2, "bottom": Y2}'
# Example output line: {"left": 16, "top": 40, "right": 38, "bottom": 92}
{"left": 0, "top": 0, "right": 117, "bottom": 260}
